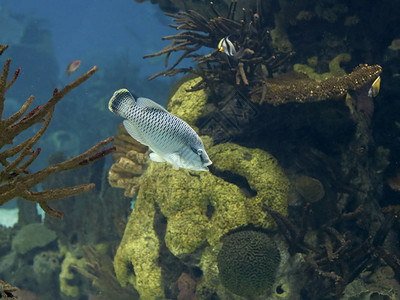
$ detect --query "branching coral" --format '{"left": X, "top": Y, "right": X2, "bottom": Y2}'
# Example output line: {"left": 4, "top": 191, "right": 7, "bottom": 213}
{"left": 144, "top": 0, "right": 293, "bottom": 92}
{"left": 0, "top": 45, "right": 115, "bottom": 218}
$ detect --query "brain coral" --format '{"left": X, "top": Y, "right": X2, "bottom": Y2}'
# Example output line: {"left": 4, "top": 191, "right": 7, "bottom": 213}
{"left": 217, "top": 230, "right": 280, "bottom": 297}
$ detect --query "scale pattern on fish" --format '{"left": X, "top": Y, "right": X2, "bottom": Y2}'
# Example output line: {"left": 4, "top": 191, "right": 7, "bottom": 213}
{"left": 108, "top": 89, "right": 212, "bottom": 171}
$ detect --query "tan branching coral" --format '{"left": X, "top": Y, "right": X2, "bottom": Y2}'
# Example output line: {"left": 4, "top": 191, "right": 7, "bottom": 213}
{"left": 108, "top": 124, "right": 148, "bottom": 197}
{"left": 0, "top": 44, "right": 115, "bottom": 218}
{"left": 251, "top": 64, "right": 382, "bottom": 106}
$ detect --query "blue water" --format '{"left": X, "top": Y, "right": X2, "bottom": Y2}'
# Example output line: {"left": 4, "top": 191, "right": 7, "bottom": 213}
{"left": 1, "top": 0, "right": 180, "bottom": 170}
{"left": 4, "top": 0, "right": 173, "bottom": 80}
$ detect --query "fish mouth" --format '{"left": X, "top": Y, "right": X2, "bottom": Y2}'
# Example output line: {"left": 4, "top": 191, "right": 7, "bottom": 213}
{"left": 203, "top": 160, "right": 212, "bottom": 167}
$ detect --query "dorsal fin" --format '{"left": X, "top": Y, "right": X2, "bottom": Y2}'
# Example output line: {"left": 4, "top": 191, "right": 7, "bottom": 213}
{"left": 136, "top": 97, "right": 168, "bottom": 112}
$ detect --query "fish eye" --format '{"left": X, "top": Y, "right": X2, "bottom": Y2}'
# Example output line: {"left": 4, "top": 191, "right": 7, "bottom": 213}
{"left": 197, "top": 149, "right": 203, "bottom": 155}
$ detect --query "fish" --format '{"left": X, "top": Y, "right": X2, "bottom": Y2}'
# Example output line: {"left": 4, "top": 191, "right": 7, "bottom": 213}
{"left": 108, "top": 89, "right": 212, "bottom": 171}
{"left": 65, "top": 60, "right": 81, "bottom": 76}
{"left": 368, "top": 76, "right": 381, "bottom": 98}
{"left": 218, "top": 36, "right": 237, "bottom": 57}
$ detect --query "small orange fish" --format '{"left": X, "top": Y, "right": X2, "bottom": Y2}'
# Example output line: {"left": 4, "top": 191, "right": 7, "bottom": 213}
{"left": 65, "top": 60, "right": 81, "bottom": 76}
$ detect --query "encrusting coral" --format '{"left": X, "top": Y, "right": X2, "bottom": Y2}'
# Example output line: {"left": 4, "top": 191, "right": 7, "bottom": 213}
{"left": 0, "top": 44, "right": 115, "bottom": 218}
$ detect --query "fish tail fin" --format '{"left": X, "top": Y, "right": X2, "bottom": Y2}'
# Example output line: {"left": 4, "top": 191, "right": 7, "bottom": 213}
{"left": 108, "top": 89, "right": 136, "bottom": 118}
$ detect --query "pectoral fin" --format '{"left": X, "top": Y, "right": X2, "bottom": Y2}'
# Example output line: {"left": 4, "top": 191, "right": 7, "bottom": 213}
{"left": 123, "top": 120, "right": 148, "bottom": 146}
{"left": 167, "top": 153, "right": 181, "bottom": 170}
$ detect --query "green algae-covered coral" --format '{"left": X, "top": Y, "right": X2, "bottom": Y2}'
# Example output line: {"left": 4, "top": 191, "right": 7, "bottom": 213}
{"left": 217, "top": 230, "right": 281, "bottom": 297}
{"left": 59, "top": 250, "right": 86, "bottom": 297}
{"left": 113, "top": 183, "right": 164, "bottom": 299}
{"left": 114, "top": 140, "right": 289, "bottom": 299}
{"left": 167, "top": 75, "right": 208, "bottom": 127}
{"left": 293, "top": 53, "right": 351, "bottom": 80}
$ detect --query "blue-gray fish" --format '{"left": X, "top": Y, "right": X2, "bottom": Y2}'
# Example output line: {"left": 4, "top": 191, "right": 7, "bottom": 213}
{"left": 108, "top": 89, "right": 212, "bottom": 171}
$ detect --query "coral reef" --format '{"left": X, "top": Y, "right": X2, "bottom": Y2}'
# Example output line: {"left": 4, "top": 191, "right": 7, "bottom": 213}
{"left": 113, "top": 139, "right": 289, "bottom": 299}
{"left": 125, "top": 0, "right": 400, "bottom": 298}
{"left": 217, "top": 230, "right": 280, "bottom": 297}
{"left": 128, "top": 0, "right": 400, "bottom": 299}
{"left": 0, "top": 44, "right": 115, "bottom": 218}
{"left": 264, "top": 195, "right": 400, "bottom": 299}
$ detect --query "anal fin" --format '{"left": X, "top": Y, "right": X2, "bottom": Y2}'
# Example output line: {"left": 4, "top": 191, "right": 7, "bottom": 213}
{"left": 149, "top": 152, "right": 166, "bottom": 162}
